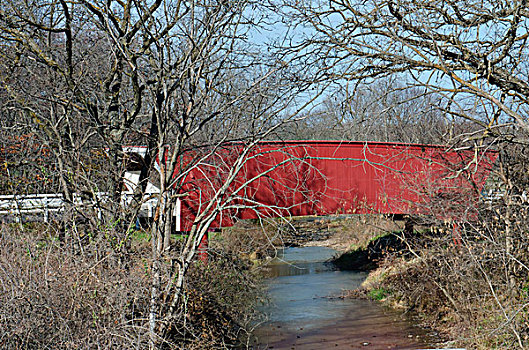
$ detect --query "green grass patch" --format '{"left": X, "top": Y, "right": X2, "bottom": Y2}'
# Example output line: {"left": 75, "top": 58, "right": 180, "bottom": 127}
{"left": 170, "top": 233, "right": 185, "bottom": 241}
{"left": 131, "top": 230, "right": 150, "bottom": 242}
{"left": 368, "top": 288, "right": 390, "bottom": 300}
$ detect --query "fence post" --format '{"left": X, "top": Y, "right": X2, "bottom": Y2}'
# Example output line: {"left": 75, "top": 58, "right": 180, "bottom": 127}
{"left": 44, "top": 196, "right": 49, "bottom": 223}
{"left": 174, "top": 198, "right": 181, "bottom": 232}
{"left": 14, "top": 196, "right": 21, "bottom": 224}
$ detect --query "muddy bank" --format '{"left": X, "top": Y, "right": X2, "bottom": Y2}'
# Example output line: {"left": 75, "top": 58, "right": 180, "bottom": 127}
{"left": 254, "top": 309, "right": 436, "bottom": 350}
{"left": 331, "top": 232, "right": 410, "bottom": 271}
{"left": 279, "top": 215, "right": 404, "bottom": 250}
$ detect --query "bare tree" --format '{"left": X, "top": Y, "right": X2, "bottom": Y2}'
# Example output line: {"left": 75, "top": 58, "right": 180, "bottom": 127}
{"left": 0, "top": 0, "right": 324, "bottom": 346}
{"left": 282, "top": 1, "right": 529, "bottom": 347}
{"left": 279, "top": 78, "right": 449, "bottom": 143}
{"left": 283, "top": 0, "right": 529, "bottom": 146}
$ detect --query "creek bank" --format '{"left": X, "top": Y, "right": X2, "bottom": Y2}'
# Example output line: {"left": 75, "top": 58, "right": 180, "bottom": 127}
{"left": 331, "top": 231, "right": 415, "bottom": 271}
{"left": 328, "top": 230, "right": 463, "bottom": 348}
{"left": 278, "top": 215, "right": 405, "bottom": 249}
{"left": 277, "top": 217, "right": 340, "bottom": 246}
{"left": 226, "top": 215, "right": 405, "bottom": 262}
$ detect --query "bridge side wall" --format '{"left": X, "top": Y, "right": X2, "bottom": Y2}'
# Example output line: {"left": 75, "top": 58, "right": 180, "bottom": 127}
{"left": 175, "top": 141, "right": 497, "bottom": 231}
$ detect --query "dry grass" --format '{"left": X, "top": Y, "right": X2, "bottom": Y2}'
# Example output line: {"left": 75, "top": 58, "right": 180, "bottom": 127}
{"left": 303, "top": 214, "right": 403, "bottom": 251}
{"left": 0, "top": 223, "right": 264, "bottom": 349}
{"left": 0, "top": 223, "right": 151, "bottom": 349}
{"left": 364, "top": 221, "right": 529, "bottom": 349}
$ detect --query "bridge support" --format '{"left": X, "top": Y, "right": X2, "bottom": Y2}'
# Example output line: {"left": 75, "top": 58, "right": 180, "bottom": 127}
{"left": 452, "top": 221, "right": 462, "bottom": 246}
{"left": 403, "top": 215, "right": 414, "bottom": 237}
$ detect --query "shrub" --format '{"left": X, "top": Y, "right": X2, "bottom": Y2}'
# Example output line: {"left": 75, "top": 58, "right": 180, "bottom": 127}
{"left": 0, "top": 223, "right": 263, "bottom": 349}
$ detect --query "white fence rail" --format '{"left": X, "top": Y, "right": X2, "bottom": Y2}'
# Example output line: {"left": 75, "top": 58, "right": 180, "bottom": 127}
{"left": 0, "top": 192, "right": 159, "bottom": 222}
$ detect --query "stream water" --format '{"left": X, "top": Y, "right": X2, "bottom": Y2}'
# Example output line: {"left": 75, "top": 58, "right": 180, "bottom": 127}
{"left": 250, "top": 246, "right": 439, "bottom": 350}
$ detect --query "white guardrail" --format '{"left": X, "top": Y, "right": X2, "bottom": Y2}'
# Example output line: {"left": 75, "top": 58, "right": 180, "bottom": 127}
{"left": 0, "top": 192, "right": 159, "bottom": 222}
{"left": 0, "top": 172, "right": 160, "bottom": 222}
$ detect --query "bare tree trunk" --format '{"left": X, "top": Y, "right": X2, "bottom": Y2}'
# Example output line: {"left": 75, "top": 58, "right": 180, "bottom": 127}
{"left": 149, "top": 255, "right": 161, "bottom": 348}
{"left": 149, "top": 210, "right": 164, "bottom": 348}
{"left": 163, "top": 198, "right": 174, "bottom": 252}
{"left": 503, "top": 181, "right": 517, "bottom": 292}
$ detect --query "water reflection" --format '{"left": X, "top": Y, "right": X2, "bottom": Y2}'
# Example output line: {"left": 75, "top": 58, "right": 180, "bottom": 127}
{"left": 264, "top": 261, "right": 338, "bottom": 277}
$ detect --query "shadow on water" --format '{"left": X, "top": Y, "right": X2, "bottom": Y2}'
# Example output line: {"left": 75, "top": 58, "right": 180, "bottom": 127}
{"left": 247, "top": 246, "right": 440, "bottom": 350}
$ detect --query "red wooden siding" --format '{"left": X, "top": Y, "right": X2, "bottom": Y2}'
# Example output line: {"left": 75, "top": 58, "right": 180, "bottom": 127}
{"left": 175, "top": 141, "right": 497, "bottom": 231}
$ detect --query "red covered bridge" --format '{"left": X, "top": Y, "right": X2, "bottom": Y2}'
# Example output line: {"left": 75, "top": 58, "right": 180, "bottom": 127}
{"left": 172, "top": 141, "right": 497, "bottom": 233}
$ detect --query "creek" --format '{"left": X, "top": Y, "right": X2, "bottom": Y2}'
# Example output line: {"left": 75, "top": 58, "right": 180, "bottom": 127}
{"left": 250, "top": 246, "right": 439, "bottom": 349}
